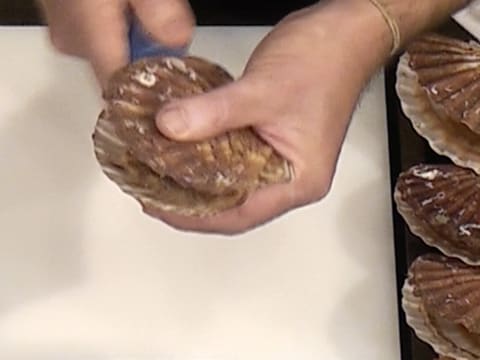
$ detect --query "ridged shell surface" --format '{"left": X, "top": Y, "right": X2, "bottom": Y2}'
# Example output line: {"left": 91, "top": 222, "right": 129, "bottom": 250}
{"left": 396, "top": 33, "right": 480, "bottom": 174}
{"left": 394, "top": 164, "right": 480, "bottom": 265}
{"left": 92, "top": 56, "right": 292, "bottom": 216}
{"left": 403, "top": 254, "right": 480, "bottom": 360}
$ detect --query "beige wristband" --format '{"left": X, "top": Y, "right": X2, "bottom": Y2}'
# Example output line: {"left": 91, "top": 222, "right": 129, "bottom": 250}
{"left": 368, "top": 0, "right": 401, "bottom": 55}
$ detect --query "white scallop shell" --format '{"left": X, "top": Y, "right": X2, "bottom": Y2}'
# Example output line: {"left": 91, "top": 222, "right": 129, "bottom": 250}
{"left": 394, "top": 164, "right": 480, "bottom": 266}
{"left": 92, "top": 111, "right": 244, "bottom": 217}
{"left": 396, "top": 35, "right": 480, "bottom": 174}
{"left": 402, "top": 255, "right": 480, "bottom": 360}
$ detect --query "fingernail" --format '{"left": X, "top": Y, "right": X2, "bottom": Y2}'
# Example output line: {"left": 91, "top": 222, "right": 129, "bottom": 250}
{"left": 156, "top": 107, "right": 188, "bottom": 137}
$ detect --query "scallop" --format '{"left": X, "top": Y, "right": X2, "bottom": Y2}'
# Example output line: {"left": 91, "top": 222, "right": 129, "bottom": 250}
{"left": 396, "top": 33, "right": 480, "bottom": 174}
{"left": 394, "top": 163, "right": 480, "bottom": 265}
{"left": 403, "top": 254, "right": 480, "bottom": 360}
{"left": 92, "top": 56, "right": 292, "bottom": 217}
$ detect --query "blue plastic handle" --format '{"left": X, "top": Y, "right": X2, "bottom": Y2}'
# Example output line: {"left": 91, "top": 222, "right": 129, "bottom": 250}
{"left": 128, "top": 17, "right": 188, "bottom": 61}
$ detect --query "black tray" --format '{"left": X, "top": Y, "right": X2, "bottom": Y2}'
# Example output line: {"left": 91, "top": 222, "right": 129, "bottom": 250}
{"left": 385, "top": 19, "right": 477, "bottom": 360}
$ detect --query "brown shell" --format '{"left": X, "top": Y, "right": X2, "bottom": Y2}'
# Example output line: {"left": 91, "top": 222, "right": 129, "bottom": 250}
{"left": 402, "top": 254, "right": 480, "bottom": 360}
{"left": 92, "top": 56, "right": 292, "bottom": 216}
{"left": 396, "top": 33, "right": 480, "bottom": 174}
{"left": 394, "top": 164, "right": 480, "bottom": 265}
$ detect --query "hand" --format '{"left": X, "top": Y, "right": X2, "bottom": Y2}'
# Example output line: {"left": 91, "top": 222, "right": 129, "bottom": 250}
{"left": 147, "top": 0, "right": 392, "bottom": 234}
{"left": 38, "top": 0, "right": 195, "bottom": 86}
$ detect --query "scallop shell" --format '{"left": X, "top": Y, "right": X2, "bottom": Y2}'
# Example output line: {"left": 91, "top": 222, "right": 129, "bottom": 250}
{"left": 92, "top": 56, "right": 292, "bottom": 217}
{"left": 396, "top": 33, "right": 480, "bottom": 174}
{"left": 402, "top": 254, "right": 480, "bottom": 360}
{"left": 394, "top": 163, "right": 480, "bottom": 265}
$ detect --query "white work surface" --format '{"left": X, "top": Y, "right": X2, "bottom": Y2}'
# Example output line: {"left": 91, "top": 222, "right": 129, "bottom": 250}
{"left": 0, "top": 27, "right": 400, "bottom": 360}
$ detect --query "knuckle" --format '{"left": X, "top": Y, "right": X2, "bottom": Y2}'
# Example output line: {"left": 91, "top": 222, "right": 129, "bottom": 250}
{"left": 48, "top": 30, "right": 69, "bottom": 53}
{"left": 311, "top": 173, "right": 334, "bottom": 201}
{"left": 167, "top": 0, "right": 196, "bottom": 25}
{"left": 164, "top": 12, "right": 195, "bottom": 46}
{"left": 294, "top": 168, "right": 334, "bottom": 206}
{"left": 315, "top": 176, "right": 333, "bottom": 200}
{"left": 166, "top": 22, "right": 194, "bottom": 47}
{"left": 132, "top": 0, "right": 195, "bottom": 47}
{"left": 48, "top": 28, "right": 81, "bottom": 57}
{"left": 213, "top": 90, "right": 232, "bottom": 126}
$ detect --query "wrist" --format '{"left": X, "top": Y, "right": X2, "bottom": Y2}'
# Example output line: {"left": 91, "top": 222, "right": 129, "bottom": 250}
{"left": 379, "top": 0, "right": 472, "bottom": 46}
{"left": 313, "top": 0, "right": 474, "bottom": 78}
{"left": 310, "top": 0, "right": 393, "bottom": 80}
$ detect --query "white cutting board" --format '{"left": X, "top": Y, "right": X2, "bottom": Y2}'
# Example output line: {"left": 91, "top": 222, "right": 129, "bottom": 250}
{"left": 0, "top": 26, "right": 399, "bottom": 360}
{"left": 454, "top": 1, "right": 480, "bottom": 41}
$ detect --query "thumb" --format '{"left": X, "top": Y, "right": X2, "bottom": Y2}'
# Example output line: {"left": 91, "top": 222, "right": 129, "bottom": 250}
{"left": 155, "top": 79, "right": 265, "bottom": 141}
{"left": 130, "top": 0, "right": 195, "bottom": 48}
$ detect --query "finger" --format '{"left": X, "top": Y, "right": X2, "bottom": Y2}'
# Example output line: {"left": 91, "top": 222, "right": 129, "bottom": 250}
{"left": 37, "top": 0, "right": 82, "bottom": 56}
{"left": 143, "top": 182, "right": 299, "bottom": 235}
{"left": 155, "top": 78, "right": 270, "bottom": 141}
{"left": 38, "top": 0, "right": 129, "bottom": 85}
{"left": 80, "top": 0, "right": 130, "bottom": 87}
{"left": 130, "top": 0, "right": 195, "bottom": 48}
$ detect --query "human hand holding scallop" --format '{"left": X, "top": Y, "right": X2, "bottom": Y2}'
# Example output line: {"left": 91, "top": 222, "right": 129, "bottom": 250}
{"left": 92, "top": 56, "right": 292, "bottom": 217}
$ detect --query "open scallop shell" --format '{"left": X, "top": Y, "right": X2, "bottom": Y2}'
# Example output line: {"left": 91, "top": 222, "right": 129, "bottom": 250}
{"left": 402, "top": 254, "right": 480, "bottom": 360}
{"left": 92, "top": 56, "right": 292, "bottom": 217}
{"left": 396, "top": 33, "right": 480, "bottom": 174}
{"left": 394, "top": 163, "right": 480, "bottom": 265}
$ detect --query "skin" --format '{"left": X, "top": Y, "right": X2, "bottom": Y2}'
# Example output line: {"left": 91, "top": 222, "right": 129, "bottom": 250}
{"left": 38, "top": 0, "right": 195, "bottom": 85}
{"left": 39, "top": 0, "right": 473, "bottom": 234}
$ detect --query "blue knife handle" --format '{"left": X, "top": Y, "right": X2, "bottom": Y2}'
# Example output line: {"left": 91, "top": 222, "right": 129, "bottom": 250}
{"left": 128, "top": 17, "right": 188, "bottom": 61}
